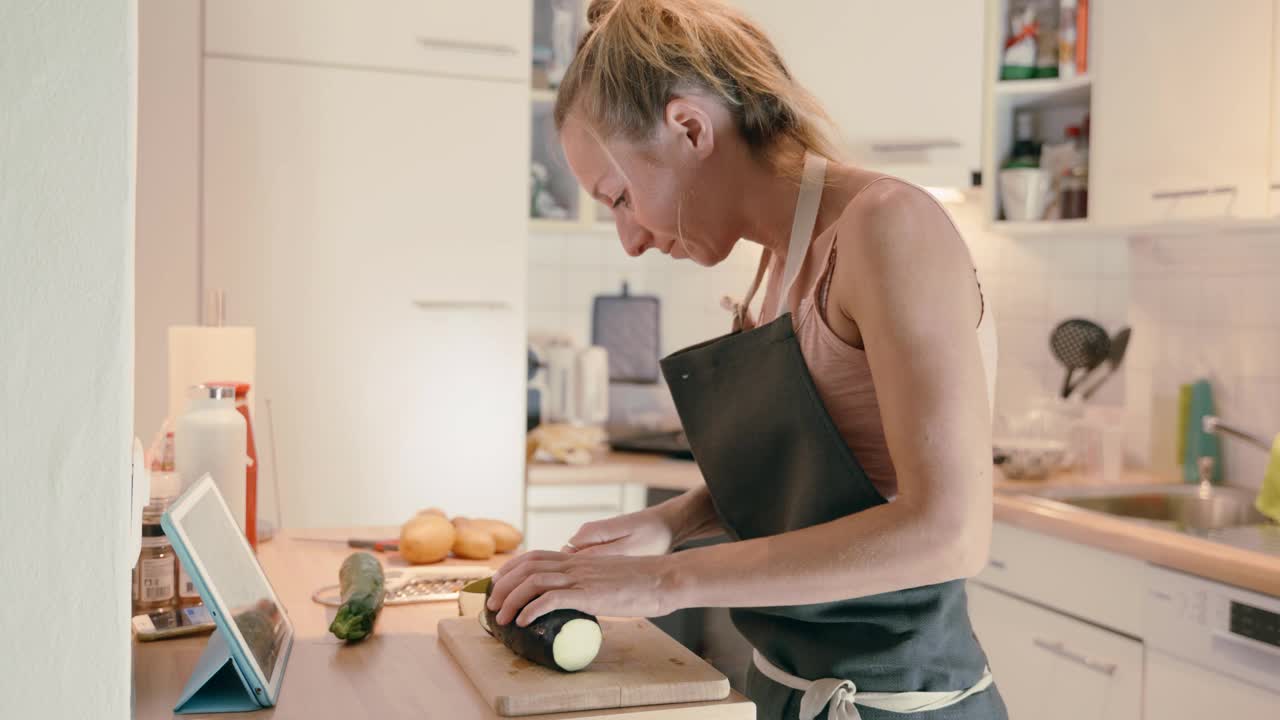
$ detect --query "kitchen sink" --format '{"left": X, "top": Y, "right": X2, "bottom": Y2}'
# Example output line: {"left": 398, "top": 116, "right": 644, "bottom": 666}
{"left": 1013, "top": 483, "right": 1271, "bottom": 532}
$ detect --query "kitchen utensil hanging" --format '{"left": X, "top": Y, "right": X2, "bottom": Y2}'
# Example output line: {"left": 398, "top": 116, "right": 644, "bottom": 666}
{"left": 591, "top": 282, "right": 661, "bottom": 384}
{"left": 1050, "top": 318, "right": 1111, "bottom": 399}
{"left": 1076, "top": 327, "right": 1131, "bottom": 400}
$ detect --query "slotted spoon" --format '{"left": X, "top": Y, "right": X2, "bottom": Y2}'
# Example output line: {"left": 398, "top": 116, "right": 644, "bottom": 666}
{"left": 1049, "top": 319, "right": 1111, "bottom": 399}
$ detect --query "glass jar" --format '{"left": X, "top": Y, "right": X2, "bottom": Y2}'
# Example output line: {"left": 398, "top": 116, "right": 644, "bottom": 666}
{"left": 134, "top": 500, "right": 177, "bottom": 614}
{"left": 176, "top": 558, "right": 201, "bottom": 608}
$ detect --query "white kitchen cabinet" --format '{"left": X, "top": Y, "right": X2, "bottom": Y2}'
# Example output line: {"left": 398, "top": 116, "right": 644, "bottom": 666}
{"left": 203, "top": 57, "right": 528, "bottom": 528}
{"left": 968, "top": 582, "right": 1143, "bottom": 720}
{"left": 1271, "top": 0, "right": 1280, "bottom": 216}
{"left": 206, "top": 0, "right": 530, "bottom": 82}
{"left": 524, "top": 483, "right": 647, "bottom": 551}
{"left": 976, "top": 522, "right": 1146, "bottom": 636}
{"left": 729, "top": 0, "right": 985, "bottom": 188}
{"left": 1091, "top": 0, "right": 1274, "bottom": 226}
{"left": 1144, "top": 650, "right": 1280, "bottom": 720}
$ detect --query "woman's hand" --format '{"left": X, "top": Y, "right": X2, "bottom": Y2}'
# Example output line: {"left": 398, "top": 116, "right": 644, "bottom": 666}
{"left": 561, "top": 506, "right": 676, "bottom": 557}
{"left": 486, "top": 550, "right": 681, "bottom": 626}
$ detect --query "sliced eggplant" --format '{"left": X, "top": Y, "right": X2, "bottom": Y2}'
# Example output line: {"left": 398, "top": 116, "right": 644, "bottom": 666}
{"left": 458, "top": 577, "right": 490, "bottom": 619}
{"left": 482, "top": 581, "right": 602, "bottom": 672}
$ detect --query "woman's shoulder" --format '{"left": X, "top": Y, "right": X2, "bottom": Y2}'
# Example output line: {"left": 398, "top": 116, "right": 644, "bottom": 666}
{"left": 827, "top": 172, "right": 967, "bottom": 269}
{"left": 836, "top": 174, "right": 955, "bottom": 233}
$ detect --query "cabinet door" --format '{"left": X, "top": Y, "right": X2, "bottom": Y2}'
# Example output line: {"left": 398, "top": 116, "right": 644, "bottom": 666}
{"left": 204, "top": 58, "right": 527, "bottom": 528}
{"left": 526, "top": 508, "right": 617, "bottom": 552}
{"left": 1091, "top": 0, "right": 1273, "bottom": 225}
{"left": 1144, "top": 650, "right": 1280, "bottom": 720}
{"left": 1271, "top": 1, "right": 1280, "bottom": 216}
{"left": 967, "top": 582, "right": 1143, "bottom": 720}
{"left": 729, "top": 0, "right": 984, "bottom": 187}
{"left": 206, "top": 0, "right": 530, "bottom": 82}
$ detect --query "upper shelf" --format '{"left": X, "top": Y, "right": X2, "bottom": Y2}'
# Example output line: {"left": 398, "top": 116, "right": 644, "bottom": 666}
{"left": 993, "top": 75, "right": 1092, "bottom": 105}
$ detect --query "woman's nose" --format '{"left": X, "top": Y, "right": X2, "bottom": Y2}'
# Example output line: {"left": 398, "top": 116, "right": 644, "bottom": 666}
{"left": 618, "top": 221, "right": 653, "bottom": 257}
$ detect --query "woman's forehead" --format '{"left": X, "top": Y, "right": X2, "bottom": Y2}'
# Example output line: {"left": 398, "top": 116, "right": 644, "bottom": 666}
{"left": 561, "top": 114, "right": 629, "bottom": 192}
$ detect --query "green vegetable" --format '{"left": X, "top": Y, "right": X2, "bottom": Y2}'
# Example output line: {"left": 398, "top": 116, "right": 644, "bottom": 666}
{"left": 482, "top": 579, "right": 602, "bottom": 672}
{"left": 328, "top": 552, "right": 385, "bottom": 642}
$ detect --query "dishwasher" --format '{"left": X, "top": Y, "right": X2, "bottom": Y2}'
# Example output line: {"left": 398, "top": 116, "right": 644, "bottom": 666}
{"left": 1144, "top": 565, "right": 1280, "bottom": 718}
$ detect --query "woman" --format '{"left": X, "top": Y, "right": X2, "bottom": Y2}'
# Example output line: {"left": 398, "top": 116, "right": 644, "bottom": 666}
{"left": 488, "top": 1, "right": 1004, "bottom": 718}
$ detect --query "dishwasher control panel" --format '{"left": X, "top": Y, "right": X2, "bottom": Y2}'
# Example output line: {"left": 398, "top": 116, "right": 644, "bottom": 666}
{"left": 1145, "top": 565, "right": 1280, "bottom": 694}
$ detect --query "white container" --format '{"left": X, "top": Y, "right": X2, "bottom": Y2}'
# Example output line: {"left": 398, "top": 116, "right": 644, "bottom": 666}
{"left": 999, "top": 167, "right": 1054, "bottom": 221}
{"left": 574, "top": 346, "right": 609, "bottom": 426}
{"left": 544, "top": 343, "right": 578, "bottom": 424}
{"left": 175, "top": 385, "right": 248, "bottom": 532}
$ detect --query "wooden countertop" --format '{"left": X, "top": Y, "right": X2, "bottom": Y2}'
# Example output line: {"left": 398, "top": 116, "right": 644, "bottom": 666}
{"left": 529, "top": 452, "right": 1280, "bottom": 597}
{"left": 994, "top": 470, "right": 1280, "bottom": 597}
{"left": 133, "top": 526, "right": 753, "bottom": 719}
{"left": 527, "top": 452, "right": 703, "bottom": 493}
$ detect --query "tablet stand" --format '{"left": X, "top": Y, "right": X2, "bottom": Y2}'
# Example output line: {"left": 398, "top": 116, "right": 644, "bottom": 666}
{"left": 174, "top": 630, "right": 262, "bottom": 714}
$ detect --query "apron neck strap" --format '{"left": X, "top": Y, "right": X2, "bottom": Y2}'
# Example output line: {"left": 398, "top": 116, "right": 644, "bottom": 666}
{"left": 736, "top": 153, "right": 828, "bottom": 329}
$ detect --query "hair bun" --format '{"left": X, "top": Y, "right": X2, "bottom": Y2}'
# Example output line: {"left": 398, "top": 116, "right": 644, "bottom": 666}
{"left": 586, "top": 0, "right": 619, "bottom": 28}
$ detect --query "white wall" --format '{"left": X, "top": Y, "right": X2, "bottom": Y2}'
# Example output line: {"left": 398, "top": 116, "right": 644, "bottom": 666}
{"left": 1126, "top": 232, "right": 1280, "bottom": 488}
{"left": 527, "top": 192, "right": 1130, "bottom": 418}
{"left": 135, "top": 0, "right": 201, "bottom": 442}
{"left": 0, "top": 1, "right": 135, "bottom": 719}
{"left": 527, "top": 226, "right": 763, "bottom": 355}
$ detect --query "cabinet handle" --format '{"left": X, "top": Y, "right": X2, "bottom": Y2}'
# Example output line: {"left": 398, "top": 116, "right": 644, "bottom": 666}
{"left": 412, "top": 300, "right": 510, "bottom": 311}
{"left": 1150, "top": 185, "right": 1238, "bottom": 200}
{"left": 1032, "top": 637, "right": 1118, "bottom": 676}
{"left": 869, "top": 139, "right": 962, "bottom": 153}
{"left": 417, "top": 36, "right": 518, "bottom": 57}
{"left": 987, "top": 558, "right": 1007, "bottom": 570}
{"left": 1271, "top": 183, "right": 1280, "bottom": 190}
{"left": 527, "top": 505, "right": 621, "bottom": 513}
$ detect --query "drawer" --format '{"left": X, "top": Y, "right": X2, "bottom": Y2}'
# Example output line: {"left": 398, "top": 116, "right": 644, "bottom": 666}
{"left": 525, "top": 508, "right": 618, "bottom": 552}
{"left": 973, "top": 522, "right": 1145, "bottom": 636}
{"left": 526, "top": 484, "right": 625, "bottom": 512}
{"left": 206, "top": 1, "right": 531, "bottom": 82}
{"left": 968, "top": 583, "right": 1143, "bottom": 720}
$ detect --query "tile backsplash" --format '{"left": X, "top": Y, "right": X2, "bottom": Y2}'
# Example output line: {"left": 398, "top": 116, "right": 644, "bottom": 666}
{"left": 528, "top": 194, "right": 1130, "bottom": 419}
{"left": 527, "top": 226, "right": 763, "bottom": 355}
{"left": 1126, "top": 232, "right": 1280, "bottom": 489}
{"left": 528, "top": 199, "right": 1280, "bottom": 488}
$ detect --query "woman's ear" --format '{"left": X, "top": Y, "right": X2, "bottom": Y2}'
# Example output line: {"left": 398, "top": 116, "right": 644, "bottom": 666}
{"left": 662, "top": 96, "right": 716, "bottom": 161}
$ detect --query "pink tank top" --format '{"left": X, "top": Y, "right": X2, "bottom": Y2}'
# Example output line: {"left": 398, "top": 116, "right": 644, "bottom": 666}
{"left": 743, "top": 176, "right": 996, "bottom": 501}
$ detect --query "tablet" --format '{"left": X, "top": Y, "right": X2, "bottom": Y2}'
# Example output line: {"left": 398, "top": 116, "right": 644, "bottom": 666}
{"left": 162, "top": 474, "right": 294, "bottom": 707}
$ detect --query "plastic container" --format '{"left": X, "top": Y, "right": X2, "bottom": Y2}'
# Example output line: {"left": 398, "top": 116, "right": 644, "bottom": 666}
{"left": 207, "top": 382, "right": 259, "bottom": 548}
{"left": 574, "top": 346, "right": 609, "bottom": 426}
{"left": 175, "top": 384, "right": 248, "bottom": 534}
{"left": 1059, "top": 0, "right": 1078, "bottom": 80}
{"left": 1000, "top": 168, "right": 1053, "bottom": 221}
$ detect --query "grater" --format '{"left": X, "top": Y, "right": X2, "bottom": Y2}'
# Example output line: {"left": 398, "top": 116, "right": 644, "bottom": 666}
{"left": 311, "top": 565, "right": 491, "bottom": 607}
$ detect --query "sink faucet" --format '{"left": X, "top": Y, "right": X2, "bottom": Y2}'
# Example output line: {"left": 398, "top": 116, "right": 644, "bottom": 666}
{"left": 1197, "top": 456, "right": 1216, "bottom": 494}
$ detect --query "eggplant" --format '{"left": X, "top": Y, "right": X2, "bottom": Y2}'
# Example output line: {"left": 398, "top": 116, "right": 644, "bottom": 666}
{"left": 481, "top": 579, "right": 602, "bottom": 672}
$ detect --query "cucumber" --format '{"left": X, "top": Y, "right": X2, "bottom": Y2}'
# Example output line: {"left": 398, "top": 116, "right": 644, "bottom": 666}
{"left": 482, "top": 579, "right": 602, "bottom": 672}
{"left": 328, "top": 552, "right": 385, "bottom": 642}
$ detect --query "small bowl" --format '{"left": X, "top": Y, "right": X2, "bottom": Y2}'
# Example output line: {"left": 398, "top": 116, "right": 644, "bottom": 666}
{"left": 994, "top": 438, "right": 1068, "bottom": 480}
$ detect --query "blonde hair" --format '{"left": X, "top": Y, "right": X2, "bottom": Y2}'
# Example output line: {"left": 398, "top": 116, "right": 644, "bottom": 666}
{"left": 553, "top": 0, "right": 842, "bottom": 169}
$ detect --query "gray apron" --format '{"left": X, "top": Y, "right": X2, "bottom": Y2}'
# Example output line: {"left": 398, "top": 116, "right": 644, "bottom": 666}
{"left": 659, "top": 155, "right": 1006, "bottom": 720}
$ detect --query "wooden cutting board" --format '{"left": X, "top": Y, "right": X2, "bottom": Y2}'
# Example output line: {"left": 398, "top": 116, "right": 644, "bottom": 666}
{"left": 439, "top": 617, "right": 731, "bottom": 717}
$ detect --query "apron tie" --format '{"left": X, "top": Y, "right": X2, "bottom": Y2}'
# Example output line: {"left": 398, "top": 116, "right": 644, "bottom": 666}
{"left": 754, "top": 650, "right": 995, "bottom": 720}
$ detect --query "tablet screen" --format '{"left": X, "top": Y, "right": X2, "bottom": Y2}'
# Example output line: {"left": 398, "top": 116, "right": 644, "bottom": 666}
{"left": 180, "top": 491, "right": 287, "bottom": 681}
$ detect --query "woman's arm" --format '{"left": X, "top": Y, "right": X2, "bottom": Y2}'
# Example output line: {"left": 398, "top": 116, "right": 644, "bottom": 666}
{"left": 663, "top": 180, "right": 993, "bottom": 609}
{"left": 488, "top": 181, "right": 992, "bottom": 624}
